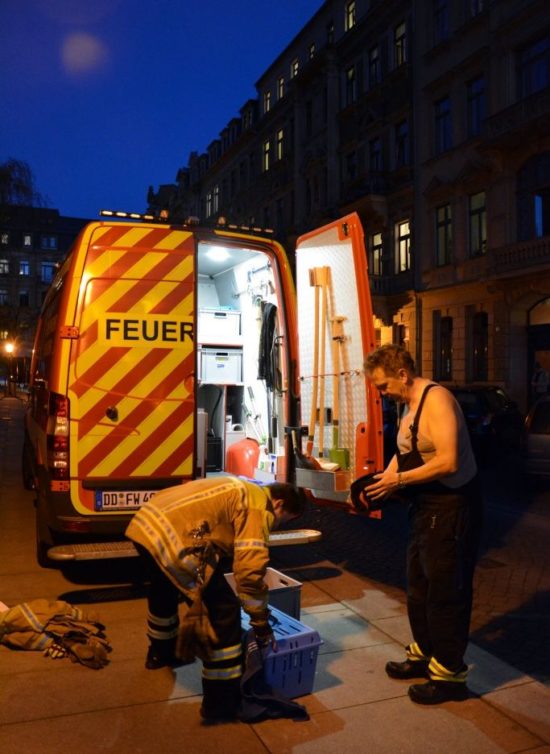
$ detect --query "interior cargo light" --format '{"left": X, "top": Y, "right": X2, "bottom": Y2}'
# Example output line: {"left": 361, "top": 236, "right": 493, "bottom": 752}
{"left": 206, "top": 246, "right": 230, "bottom": 262}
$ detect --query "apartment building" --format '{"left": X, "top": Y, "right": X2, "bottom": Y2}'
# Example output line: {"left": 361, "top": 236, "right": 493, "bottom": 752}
{"left": 0, "top": 205, "right": 89, "bottom": 373}
{"left": 148, "top": 0, "right": 550, "bottom": 408}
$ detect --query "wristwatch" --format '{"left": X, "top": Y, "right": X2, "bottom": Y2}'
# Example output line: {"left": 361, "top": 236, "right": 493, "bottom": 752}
{"left": 397, "top": 472, "right": 406, "bottom": 489}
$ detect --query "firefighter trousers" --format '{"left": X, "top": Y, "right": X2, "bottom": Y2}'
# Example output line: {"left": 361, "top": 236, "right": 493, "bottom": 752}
{"left": 139, "top": 546, "right": 242, "bottom": 714}
{"left": 406, "top": 476, "right": 482, "bottom": 676}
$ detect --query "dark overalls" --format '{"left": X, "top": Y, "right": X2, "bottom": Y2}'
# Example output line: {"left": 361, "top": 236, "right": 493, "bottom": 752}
{"left": 397, "top": 385, "right": 482, "bottom": 680}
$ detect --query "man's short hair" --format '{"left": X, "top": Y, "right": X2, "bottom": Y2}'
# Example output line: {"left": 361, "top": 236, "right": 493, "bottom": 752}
{"left": 268, "top": 483, "right": 307, "bottom": 517}
{"left": 364, "top": 344, "right": 416, "bottom": 377}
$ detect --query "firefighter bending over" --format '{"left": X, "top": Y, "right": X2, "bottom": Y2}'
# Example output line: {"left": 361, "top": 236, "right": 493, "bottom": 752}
{"left": 126, "top": 476, "right": 306, "bottom": 722}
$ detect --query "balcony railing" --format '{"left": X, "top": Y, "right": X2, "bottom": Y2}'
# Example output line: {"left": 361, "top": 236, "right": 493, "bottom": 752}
{"left": 489, "top": 236, "right": 550, "bottom": 276}
{"left": 485, "top": 87, "right": 550, "bottom": 143}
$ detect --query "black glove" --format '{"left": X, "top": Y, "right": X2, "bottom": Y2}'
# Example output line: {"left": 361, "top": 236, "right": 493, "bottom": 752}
{"left": 253, "top": 621, "right": 277, "bottom": 651}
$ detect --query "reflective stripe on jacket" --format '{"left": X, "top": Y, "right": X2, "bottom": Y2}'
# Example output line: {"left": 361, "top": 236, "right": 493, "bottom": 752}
{"left": 126, "top": 476, "right": 274, "bottom": 625}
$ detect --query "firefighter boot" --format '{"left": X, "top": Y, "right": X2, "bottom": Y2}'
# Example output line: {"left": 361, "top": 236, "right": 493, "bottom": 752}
{"left": 200, "top": 677, "right": 241, "bottom": 723}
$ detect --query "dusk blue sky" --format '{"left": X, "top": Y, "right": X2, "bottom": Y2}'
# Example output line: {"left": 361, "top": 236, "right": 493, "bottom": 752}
{"left": 2, "top": 0, "right": 323, "bottom": 220}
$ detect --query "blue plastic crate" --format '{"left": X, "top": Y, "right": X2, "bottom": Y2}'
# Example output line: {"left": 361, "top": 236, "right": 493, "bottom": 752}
{"left": 241, "top": 605, "right": 322, "bottom": 698}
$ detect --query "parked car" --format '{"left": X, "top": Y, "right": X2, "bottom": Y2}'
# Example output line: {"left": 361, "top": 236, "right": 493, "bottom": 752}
{"left": 522, "top": 395, "right": 550, "bottom": 479}
{"left": 448, "top": 385, "right": 524, "bottom": 464}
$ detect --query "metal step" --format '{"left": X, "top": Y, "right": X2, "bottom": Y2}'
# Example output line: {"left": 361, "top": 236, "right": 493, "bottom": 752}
{"left": 47, "top": 529, "right": 322, "bottom": 561}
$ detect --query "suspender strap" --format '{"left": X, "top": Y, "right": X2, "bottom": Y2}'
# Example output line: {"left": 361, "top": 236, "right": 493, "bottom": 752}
{"left": 406, "top": 383, "right": 437, "bottom": 450}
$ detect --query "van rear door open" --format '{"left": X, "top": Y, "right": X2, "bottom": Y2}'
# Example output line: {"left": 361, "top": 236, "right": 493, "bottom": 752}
{"left": 67, "top": 223, "right": 197, "bottom": 515}
{"left": 294, "top": 213, "right": 383, "bottom": 502}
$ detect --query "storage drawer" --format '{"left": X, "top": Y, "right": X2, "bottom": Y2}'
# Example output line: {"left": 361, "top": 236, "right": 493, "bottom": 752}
{"left": 198, "top": 308, "right": 241, "bottom": 343}
{"left": 199, "top": 348, "right": 243, "bottom": 384}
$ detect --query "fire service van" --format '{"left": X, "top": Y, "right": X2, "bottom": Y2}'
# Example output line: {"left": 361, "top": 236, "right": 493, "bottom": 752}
{"left": 22, "top": 211, "right": 383, "bottom": 566}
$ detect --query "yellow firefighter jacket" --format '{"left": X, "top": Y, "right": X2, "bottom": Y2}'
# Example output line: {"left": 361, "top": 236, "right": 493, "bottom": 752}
{"left": 126, "top": 476, "right": 274, "bottom": 627}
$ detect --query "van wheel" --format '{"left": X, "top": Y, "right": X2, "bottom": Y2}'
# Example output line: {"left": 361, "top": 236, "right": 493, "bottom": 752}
{"left": 22, "top": 437, "right": 35, "bottom": 490}
{"left": 35, "top": 511, "right": 56, "bottom": 569}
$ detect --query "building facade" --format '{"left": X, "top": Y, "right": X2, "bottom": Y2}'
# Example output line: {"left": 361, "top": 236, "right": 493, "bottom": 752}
{"left": 148, "top": 0, "right": 550, "bottom": 410}
{"left": 0, "top": 205, "right": 90, "bottom": 379}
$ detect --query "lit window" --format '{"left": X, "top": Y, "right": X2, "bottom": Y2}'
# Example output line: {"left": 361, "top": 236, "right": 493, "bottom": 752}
{"left": 308, "top": 43, "right": 316, "bottom": 59}
{"left": 395, "top": 220, "right": 411, "bottom": 273}
{"left": 435, "top": 204, "right": 452, "bottom": 266}
{"left": 262, "top": 139, "right": 271, "bottom": 172}
{"left": 345, "top": 1, "right": 356, "bottom": 32}
{"left": 394, "top": 22, "right": 407, "bottom": 66}
{"left": 206, "top": 191, "right": 213, "bottom": 217}
{"left": 371, "top": 233, "right": 383, "bottom": 276}
{"left": 276, "top": 129, "right": 284, "bottom": 160}
{"left": 290, "top": 58, "right": 299, "bottom": 79}
{"left": 19, "top": 261, "right": 30, "bottom": 276}
{"left": 0, "top": 290, "right": 8, "bottom": 305}
{"left": 467, "top": 76, "right": 486, "bottom": 137}
{"left": 434, "top": 96, "right": 452, "bottom": 153}
{"left": 277, "top": 76, "right": 285, "bottom": 99}
{"left": 1, "top": 234, "right": 8, "bottom": 245}
{"left": 0, "top": 259, "right": 9, "bottom": 274}
{"left": 469, "top": 191, "right": 487, "bottom": 256}
{"left": 263, "top": 90, "right": 271, "bottom": 114}
{"left": 213, "top": 185, "right": 219, "bottom": 213}
{"left": 23, "top": 234, "right": 32, "bottom": 246}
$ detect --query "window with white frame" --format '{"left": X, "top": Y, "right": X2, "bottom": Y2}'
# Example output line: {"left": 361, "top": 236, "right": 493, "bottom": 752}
{"left": 290, "top": 58, "right": 299, "bottom": 79}
{"left": 345, "top": 1, "right": 356, "bottom": 32}
{"left": 435, "top": 203, "right": 452, "bottom": 266}
{"left": 1, "top": 234, "right": 9, "bottom": 245}
{"left": 206, "top": 191, "right": 213, "bottom": 217}
{"left": 263, "top": 90, "right": 271, "bottom": 114}
{"left": 19, "top": 260, "right": 30, "bottom": 276}
{"left": 394, "top": 22, "right": 407, "bottom": 66}
{"left": 276, "top": 129, "right": 284, "bottom": 160}
{"left": 371, "top": 232, "right": 383, "bottom": 276}
{"left": 469, "top": 191, "right": 487, "bottom": 256}
{"left": 262, "top": 139, "right": 271, "bottom": 172}
{"left": 0, "top": 259, "right": 9, "bottom": 274}
{"left": 395, "top": 219, "right": 411, "bottom": 272}
{"left": 23, "top": 234, "right": 32, "bottom": 246}
{"left": 213, "top": 185, "right": 219, "bottom": 213}
{"left": 277, "top": 76, "right": 285, "bottom": 99}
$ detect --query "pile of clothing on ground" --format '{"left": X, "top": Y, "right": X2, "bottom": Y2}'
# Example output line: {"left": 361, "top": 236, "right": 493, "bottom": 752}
{"left": 0, "top": 598, "right": 111, "bottom": 669}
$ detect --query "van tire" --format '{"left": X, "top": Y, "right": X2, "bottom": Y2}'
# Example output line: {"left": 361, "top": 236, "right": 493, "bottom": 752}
{"left": 22, "top": 436, "right": 35, "bottom": 490}
{"left": 35, "top": 511, "right": 56, "bottom": 569}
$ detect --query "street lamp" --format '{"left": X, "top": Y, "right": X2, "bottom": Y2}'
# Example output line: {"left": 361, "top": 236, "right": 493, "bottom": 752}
{"left": 4, "top": 341, "right": 16, "bottom": 396}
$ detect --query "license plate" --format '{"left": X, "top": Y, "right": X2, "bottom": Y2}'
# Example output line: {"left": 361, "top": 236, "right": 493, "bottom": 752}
{"left": 94, "top": 490, "right": 157, "bottom": 511}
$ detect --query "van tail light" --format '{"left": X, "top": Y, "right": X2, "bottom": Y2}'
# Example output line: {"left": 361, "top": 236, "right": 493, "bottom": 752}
{"left": 46, "top": 392, "right": 70, "bottom": 481}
